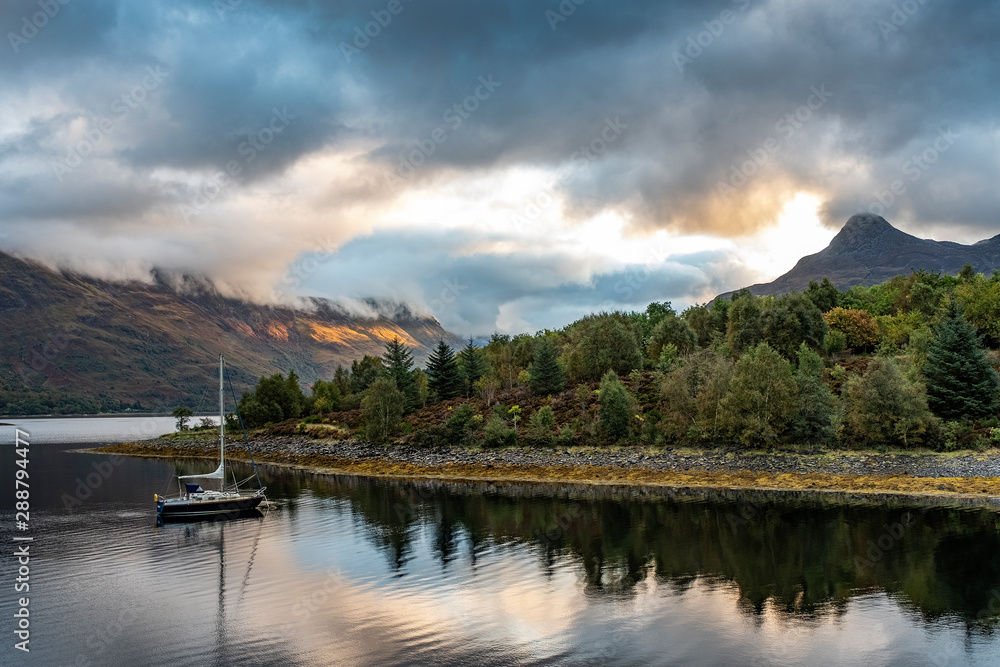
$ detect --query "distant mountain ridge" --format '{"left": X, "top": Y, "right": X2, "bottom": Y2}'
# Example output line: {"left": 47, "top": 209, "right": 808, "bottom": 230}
{"left": 732, "top": 213, "right": 1000, "bottom": 297}
{"left": 0, "top": 252, "right": 463, "bottom": 414}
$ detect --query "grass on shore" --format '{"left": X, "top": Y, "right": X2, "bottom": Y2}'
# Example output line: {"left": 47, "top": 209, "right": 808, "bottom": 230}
{"left": 95, "top": 440, "right": 1000, "bottom": 501}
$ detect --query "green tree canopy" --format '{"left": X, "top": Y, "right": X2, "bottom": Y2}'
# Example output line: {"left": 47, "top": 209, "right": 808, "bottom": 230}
{"left": 361, "top": 376, "right": 404, "bottom": 444}
{"left": 647, "top": 314, "right": 697, "bottom": 359}
{"left": 576, "top": 313, "right": 643, "bottom": 380}
{"left": 726, "top": 292, "right": 763, "bottom": 357}
{"left": 238, "top": 370, "right": 306, "bottom": 427}
{"left": 658, "top": 347, "right": 733, "bottom": 443}
{"left": 310, "top": 379, "right": 342, "bottom": 414}
{"left": 682, "top": 299, "right": 730, "bottom": 349}
{"left": 845, "top": 356, "right": 934, "bottom": 447}
{"left": 351, "top": 355, "right": 385, "bottom": 394}
{"left": 759, "top": 292, "right": 828, "bottom": 359}
{"left": 805, "top": 277, "right": 840, "bottom": 313}
{"left": 172, "top": 405, "right": 193, "bottom": 431}
{"left": 332, "top": 365, "right": 351, "bottom": 397}
{"left": 633, "top": 301, "right": 675, "bottom": 342}
{"left": 824, "top": 307, "right": 880, "bottom": 351}
{"left": 719, "top": 342, "right": 798, "bottom": 446}
{"left": 790, "top": 343, "right": 837, "bottom": 444}
{"left": 923, "top": 314, "right": 1000, "bottom": 420}
{"left": 426, "top": 340, "right": 463, "bottom": 400}
{"left": 529, "top": 337, "right": 566, "bottom": 395}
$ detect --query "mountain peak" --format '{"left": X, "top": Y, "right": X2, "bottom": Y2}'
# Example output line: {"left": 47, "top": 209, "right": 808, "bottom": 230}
{"left": 842, "top": 212, "right": 893, "bottom": 233}
{"left": 722, "top": 214, "right": 1000, "bottom": 298}
{"left": 824, "top": 212, "right": 915, "bottom": 258}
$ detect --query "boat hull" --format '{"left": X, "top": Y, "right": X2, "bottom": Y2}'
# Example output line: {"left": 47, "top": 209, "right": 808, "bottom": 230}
{"left": 156, "top": 493, "right": 264, "bottom": 520}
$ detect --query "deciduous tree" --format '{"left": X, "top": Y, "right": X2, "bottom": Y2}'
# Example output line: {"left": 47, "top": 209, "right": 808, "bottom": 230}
{"left": 844, "top": 356, "right": 934, "bottom": 447}
{"left": 172, "top": 406, "right": 193, "bottom": 431}
{"left": 790, "top": 343, "right": 836, "bottom": 444}
{"left": 824, "top": 307, "right": 880, "bottom": 351}
{"left": 362, "top": 377, "right": 404, "bottom": 444}
{"left": 719, "top": 343, "right": 798, "bottom": 446}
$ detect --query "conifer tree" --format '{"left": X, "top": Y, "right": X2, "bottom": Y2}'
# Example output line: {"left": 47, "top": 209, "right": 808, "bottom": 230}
{"left": 383, "top": 338, "right": 417, "bottom": 412}
{"left": 923, "top": 314, "right": 1000, "bottom": 420}
{"left": 458, "top": 338, "right": 488, "bottom": 397}
{"left": 529, "top": 337, "right": 566, "bottom": 395}
{"left": 426, "top": 340, "right": 462, "bottom": 400}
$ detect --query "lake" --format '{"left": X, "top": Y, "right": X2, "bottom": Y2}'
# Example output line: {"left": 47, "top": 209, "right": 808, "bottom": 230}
{"left": 2, "top": 418, "right": 1000, "bottom": 666}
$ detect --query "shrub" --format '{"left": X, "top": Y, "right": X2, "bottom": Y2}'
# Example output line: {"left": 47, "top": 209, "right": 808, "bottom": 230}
{"left": 526, "top": 405, "right": 557, "bottom": 445}
{"left": 446, "top": 403, "right": 478, "bottom": 446}
{"left": 824, "top": 330, "right": 846, "bottom": 356}
{"left": 483, "top": 413, "right": 516, "bottom": 448}
{"left": 599, "top": 371, "right": 634, "bottom": 439}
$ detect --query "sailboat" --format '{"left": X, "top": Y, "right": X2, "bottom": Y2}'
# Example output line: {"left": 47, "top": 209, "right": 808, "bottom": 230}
{"left": 155, "top": 355, "right": 267, "bottom": 519}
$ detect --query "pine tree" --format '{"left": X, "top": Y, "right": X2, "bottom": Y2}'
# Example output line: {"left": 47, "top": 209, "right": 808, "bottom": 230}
{"left": 529, "top": 337, "right": 565, "bottom": 395}
{"left": 383, "top": 337, "right": 417, "bottom": 412}
{"left": 332, "top": 365, "right": 351, "bottom": 397}
{"left": 458, "top": 338, "right": 488, "bottom": 397}
{"left": 923, "top": 314, "right": 1000, "bottom": 420}
{"left": 426, "top": 340, "right": 462, "bottom": 400}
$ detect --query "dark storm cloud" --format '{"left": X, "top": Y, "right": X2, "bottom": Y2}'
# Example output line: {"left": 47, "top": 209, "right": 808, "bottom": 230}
{"left": 5, "top": 0, "right": 999, "bottom": 229}
{"left": 2, "top": 0, "right": 1000, "bottom": 329}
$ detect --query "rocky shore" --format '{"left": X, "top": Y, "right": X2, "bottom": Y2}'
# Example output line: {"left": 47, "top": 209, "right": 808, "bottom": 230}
{"left": 92, "top": 433, "right": 1000, "bottom": 501}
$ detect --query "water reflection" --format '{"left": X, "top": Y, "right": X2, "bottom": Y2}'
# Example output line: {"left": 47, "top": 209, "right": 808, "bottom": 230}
{"left": 6, "top": 441, "right": 1000, "bottom": 666}
{"left": 285, "top": 472, "right": 1000, "bottom": 627}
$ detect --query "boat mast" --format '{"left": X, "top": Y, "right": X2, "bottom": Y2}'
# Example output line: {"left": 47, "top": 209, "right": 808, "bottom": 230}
{"left": 219, "top": 354, "right": 225, "bottom": 491}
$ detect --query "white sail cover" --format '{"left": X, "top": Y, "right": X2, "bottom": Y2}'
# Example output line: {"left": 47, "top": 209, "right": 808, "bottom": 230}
{"left": 178, "top": 463, "right": 226, "bottom": 480}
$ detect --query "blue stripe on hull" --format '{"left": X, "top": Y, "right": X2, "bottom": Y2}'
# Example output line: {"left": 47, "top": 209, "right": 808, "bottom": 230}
{"left": 156, "top": 495, "right": 264, "bottom": 519}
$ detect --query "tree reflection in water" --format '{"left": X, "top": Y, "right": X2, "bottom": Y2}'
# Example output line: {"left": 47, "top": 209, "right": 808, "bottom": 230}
{"left": 261, "top": 464, "right": 1000, "bottom": 627}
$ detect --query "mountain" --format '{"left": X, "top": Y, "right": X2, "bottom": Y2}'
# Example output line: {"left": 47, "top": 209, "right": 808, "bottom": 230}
{"left": 733, "top": 213, "right": 1000, "bottom": 297}
{"left": 0, "top": 252, "right": 464, "bottom": 415}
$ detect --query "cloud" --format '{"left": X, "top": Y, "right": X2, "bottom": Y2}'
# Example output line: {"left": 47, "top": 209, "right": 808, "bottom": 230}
{"left": 294, "top": 228, "right": 752, "bottom": 334}
{"left": 1, "top": 0, "right": 999, "bottom": 332}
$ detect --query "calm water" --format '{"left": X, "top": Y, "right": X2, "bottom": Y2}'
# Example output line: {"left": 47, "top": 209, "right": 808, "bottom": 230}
{"left": 0, "top": 416, "right": 184, "bottom": 445}
{"left": 2, "top": 419, "right": 1000, "bottom": 666}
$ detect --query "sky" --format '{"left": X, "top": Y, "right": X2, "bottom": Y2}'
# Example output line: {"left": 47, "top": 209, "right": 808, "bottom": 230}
{"left": 1, "top": 0, "right": 999, "bottom": 336}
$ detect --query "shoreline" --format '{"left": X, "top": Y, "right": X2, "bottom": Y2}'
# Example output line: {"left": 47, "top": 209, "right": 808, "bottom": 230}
{"left": 88, "top": 434, "right": 1000, "bottom": 506}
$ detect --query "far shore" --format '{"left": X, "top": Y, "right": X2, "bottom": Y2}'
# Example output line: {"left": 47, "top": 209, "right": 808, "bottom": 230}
{"left": 0, "top": 413, "right": 217, "bottom": 420}
{"left": 88, "top": 433, "right": 1000, "bottom": 506}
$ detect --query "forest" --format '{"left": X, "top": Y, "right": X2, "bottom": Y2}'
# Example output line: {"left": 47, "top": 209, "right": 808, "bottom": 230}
{"left": 230, "top": 267, "right": 1000, "bottom": 452}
